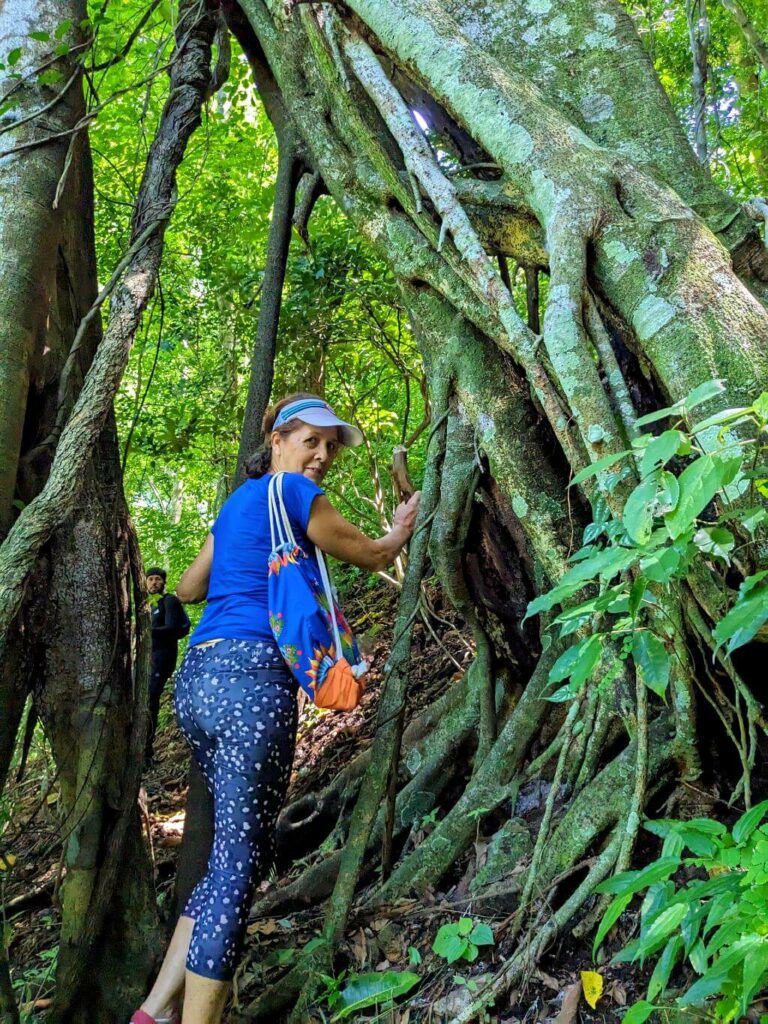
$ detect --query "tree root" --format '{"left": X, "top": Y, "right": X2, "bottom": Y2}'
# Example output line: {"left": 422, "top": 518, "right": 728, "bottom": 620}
{"left": 275, "top": 669, "right": 469, "bottom": 861}
{"left": 364, "top": 641, "right": 562, "bottom": 910}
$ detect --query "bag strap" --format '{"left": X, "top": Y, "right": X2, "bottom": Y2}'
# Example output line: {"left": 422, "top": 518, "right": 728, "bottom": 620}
{"left": 270, "top": 472, "right": 343, "bottom": 659}
{"left": 315, "top": 541, "right": 343, "bottom": 656}
{"left": 267, "top": 472, "right": 293, "bottom": 551}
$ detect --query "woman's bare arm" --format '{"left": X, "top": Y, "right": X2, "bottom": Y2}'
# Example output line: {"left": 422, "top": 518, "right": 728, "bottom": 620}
{"left": 307, "top": 492, "right": 420, "bottom": 572}
{"left": 177, "top": 533, "right": 214, "bottom": 603}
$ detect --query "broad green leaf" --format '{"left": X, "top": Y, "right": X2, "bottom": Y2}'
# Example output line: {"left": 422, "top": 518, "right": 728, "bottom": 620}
{"left": 635, "top": 405, "right": 681, "bottom": 428}
{"left": 664, "top": 453, "right": 741, "bottom": 539}
{"left": 640, "top": 545, "right": 684, "bottom": 584}
{"left": 28, "top": 30, "right": 50, "bottom": 41}
{"left": 733, "top": 800, "right": 768, "bottom": 845}
{"left": 632, "top": 631, "right": 670, "bottom": 698}
{"left": 742, "top": 942, "right": 768, "bottom": 1012}
{"left": 457, "top": 918, "right": 473, "bottom": 937}
{"left": 433, "top": 926, "right": 469, "bottom": 963}
{"left": 629, "top": 577, "right": 646, "bottom": 619}
{"left": 753, "top": 392, "right": 768, "bottom": 423}
{"left": 332, "top": 971, "right": 420, "bottom": 1020}
{"left": 545, "top": 680, "right": 581, "bottom": 703}
{"left": 693, "top": 526, "right": 734, "bottom": 561}
{"left": 570, "top": 450, "right": 631, "bottom": 486}
{"left": 713, "top": 580, "right": 768, "bottom": 655}
{"left": 621, "top": 1001, "right": 656, "bottom": 1024}
{"left": 682, "top": 379, "right": 726, "bottom": 412}
{"left": 469, "top": 922, "right": 494, "bottom": 946}
{"left": 655, "top": 471, "right": 679, "bottom": 515}
{"left": 524, "top": 580, "right": 583, "bottom": 619}
{"left": 640, "top": 902, "right": 688, "bottom": 951}
{"left": 641, "top": 430, "right": 685, "bottom": 478}
{"left": 596, "top": 857, "right": 680, "bottom": 896}
{"left": 624, "top": 476, "right": 657, "bottom": 544}
{"left": 54, "top": 19, "right": 73, "bottom": 39}
{"left": 691, "top": 407, "right": 751, "bottom": 433}
{"left": 593, "top": 891, "right": 633, "bottom": 956}
{"left": 7, "top": 47, "right": 22, "bottom": 66}
{"left": 647, "top": 935, "right": 683, "bottom": 1000}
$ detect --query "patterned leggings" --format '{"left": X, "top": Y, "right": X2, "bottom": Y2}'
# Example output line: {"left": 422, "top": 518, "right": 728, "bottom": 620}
{"left": 174, "top": 638, "right": 298, "bottom": 981}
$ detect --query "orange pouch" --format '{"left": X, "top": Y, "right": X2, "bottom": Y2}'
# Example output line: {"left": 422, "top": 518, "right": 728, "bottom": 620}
{"left": 313, "top": 657, "right": 366, "bottom": 711}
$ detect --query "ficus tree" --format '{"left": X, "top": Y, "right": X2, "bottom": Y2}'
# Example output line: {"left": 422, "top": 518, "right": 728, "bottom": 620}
{"left": 0, "top": 0, "right": 767, "bottom": 1021}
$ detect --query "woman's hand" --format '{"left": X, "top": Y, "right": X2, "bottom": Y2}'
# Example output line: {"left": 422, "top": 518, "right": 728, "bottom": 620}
{"left": 308, "top": 492, "right": 422, "bottom": 573}
{"left": 393, "top": 491, "right": 421, "bottom": 536}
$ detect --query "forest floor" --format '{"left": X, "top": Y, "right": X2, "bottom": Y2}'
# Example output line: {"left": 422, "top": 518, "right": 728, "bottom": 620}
{"left": 3, "top": 578, "right": 663, "bottom": 1023}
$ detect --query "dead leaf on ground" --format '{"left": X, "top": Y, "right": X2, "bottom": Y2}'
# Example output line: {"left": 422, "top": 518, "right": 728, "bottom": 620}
{"left": 351, "top": 927, "right": 367, "bottom": 966}
{"left": 607, "top": 980, "right": 627, "bottom": 1006}
{"left": 553, "top": 978, "right": 582, "bottom": 1024}
{"left": 247, "top": 918, "right": 279, "bottom": 936}
{"left": 534, "top": 968, "right": 561, "bottom": 991}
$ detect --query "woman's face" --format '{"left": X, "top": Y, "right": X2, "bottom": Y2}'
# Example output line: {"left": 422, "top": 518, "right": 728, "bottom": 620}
{"left": 270, "top": 422, "right": 341, "bottom": 484}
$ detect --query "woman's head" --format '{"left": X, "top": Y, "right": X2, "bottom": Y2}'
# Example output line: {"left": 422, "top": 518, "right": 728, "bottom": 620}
{"left": 245, "top": 393, "right": 362, "bottom": 483}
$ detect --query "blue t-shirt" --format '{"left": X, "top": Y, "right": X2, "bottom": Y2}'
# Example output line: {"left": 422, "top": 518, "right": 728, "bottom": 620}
{"left": 189, "top": 473, "right": 323, "bottom": 646}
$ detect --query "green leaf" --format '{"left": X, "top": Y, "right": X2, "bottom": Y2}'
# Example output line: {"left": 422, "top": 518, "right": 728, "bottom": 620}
{"left": 640, "top": 545, "right": 685, "bottom": 584}
{"left": 457, "top": 918, "right": 473, "bottom": 937}
{"left": 664, "top": 453, "right": 741, "bottom": 539}
{"left": 733, "top": 800, "right": 768, "bottom": 845}
{"left": 593, "top": 891, "right": 633, "bottom": 956}
{"left": 691, "top": 406, "right": 751, "bottom": 433}
{"left": 632, "top": 632, "right": 670, "bottom": 698}
{"left": 629, "top": 577, "right": 646, "bottom": 619}
{"left": 433, "top": 926, "right": 470, "bottom": 964}
{"left": 655, "top": 472, "right": 679, "bottom": 515}
{"left": 546, "top": 680, "right": 581, "bottom": 703}
{"left": 635, "top": 405, "right": 680, "bottom": 428}
{"left": 468, "top": 922, "right": 494, "bottom": 946}
{"left": 641, "top": 430, "right": 685, "bottom": 478}
{"left": 28, "top": 30, "right": 50, "bottom": 41}
{"left": 714, "top": 579, "right": 768, "bottom": 656}
{"left": 570, "top": 450, "right": 632, "bottom": 486}
{"left": 647, "top": 935, "right": 683, "bottom": 1001}
{"left": 693, "top": 526, "right": 734, "bottom": 562}
{"left": 332, "top": 971, "right": 420, "bottom": 1020}
{"left": 752, "top": 392, "right": 768, "bottom": 423}
{"left": 624, "top": 476, "right": 658, "bottom": 545}
{"left": 596, "top": 857, "right": 680, "bottom": 897}
{"left": 549, "top": 636, "right": 596, "bottom": 684}
{"left": 37, "top": 69, "right": 64, "bottom": 86}
{"left": 7, "top": 47, "right": 22, "bottom": 66}
{"left": 54, "top": 19, "right": 73, "bottom": 39}
{"left": 682, "top": 379, "right": 726, "bottom": 412}
{"left": 621, "top": 1000, "right": 656, "bottom": 1024}
{"left": 640, "top": 903, "right": 688, "bottom": 951}
{"left": 408, "top": 946, "right": 422, "bottom": 966}
{"left": 742, "top": 942, "right": 768, "bottom": 1013}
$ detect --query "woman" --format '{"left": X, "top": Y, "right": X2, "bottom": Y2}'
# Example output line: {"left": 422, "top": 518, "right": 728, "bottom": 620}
{"left": 132, "top": 394, "right": 421, "bottom": 1024}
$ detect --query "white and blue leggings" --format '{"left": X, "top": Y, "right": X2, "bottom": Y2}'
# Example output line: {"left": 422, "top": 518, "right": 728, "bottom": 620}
{"left": 174, "top": 638, "right": 298, "bottom": 981}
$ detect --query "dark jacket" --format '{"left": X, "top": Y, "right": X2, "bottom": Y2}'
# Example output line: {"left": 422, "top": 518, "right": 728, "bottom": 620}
{"left": 151, "top": 593, "right": 190, "bottom": 659}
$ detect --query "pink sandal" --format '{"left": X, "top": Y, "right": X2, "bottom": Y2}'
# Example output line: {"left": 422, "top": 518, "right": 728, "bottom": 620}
{"left": 130, "top": 1009, "right": 180, "bottom": 1024}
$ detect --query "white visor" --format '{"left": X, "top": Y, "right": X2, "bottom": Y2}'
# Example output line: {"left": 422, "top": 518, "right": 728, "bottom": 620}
{"left": 275, "top": 400, "right": 364, "bottom": 447}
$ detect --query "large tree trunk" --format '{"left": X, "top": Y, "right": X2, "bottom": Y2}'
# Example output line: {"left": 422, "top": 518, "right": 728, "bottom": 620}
{"left": 0, "top": 1, "right": 219, "bottom": 1019}
{"left": 220, "top": 0, "right": 767, "bottom": 1017}
{"left": 0, "top": 5, "right": 162, "bottom": 1019}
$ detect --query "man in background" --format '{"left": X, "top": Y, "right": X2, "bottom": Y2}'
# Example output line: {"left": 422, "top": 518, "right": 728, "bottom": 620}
{"left": 146, "top": 567, "right": 190, "bottom": 762}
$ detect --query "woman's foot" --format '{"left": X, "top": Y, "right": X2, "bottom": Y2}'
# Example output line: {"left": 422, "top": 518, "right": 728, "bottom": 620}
{"left": 130, "top": 1007, "right": 180, "bottom": 1024}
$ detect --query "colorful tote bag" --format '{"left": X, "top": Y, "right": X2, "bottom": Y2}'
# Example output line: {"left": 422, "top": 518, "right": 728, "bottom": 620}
{"left": 267, "top": 473, "right": 368, "bottom": 710}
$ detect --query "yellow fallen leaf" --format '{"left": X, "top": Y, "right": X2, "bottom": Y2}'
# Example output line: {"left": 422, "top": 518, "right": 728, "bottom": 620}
{"left": 0, "top": 854, "right": 16, "bottom": 872}
{"left": 581, "top": 970, "right": 603, "bottom": 1009}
